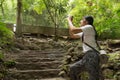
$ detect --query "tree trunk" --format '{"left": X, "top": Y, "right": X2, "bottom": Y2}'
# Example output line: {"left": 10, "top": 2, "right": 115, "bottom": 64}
{"left": 54, "top": 8, "right": 58, "bottom": 41}
{"left": 16, "top": 0, "right": 22, "bottom": 37}
{"left": 0, "top": 0, "right": 5, "bottom": 16}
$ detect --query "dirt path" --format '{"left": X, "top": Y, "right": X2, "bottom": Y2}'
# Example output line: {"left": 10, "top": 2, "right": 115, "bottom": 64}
{"left": 4, "top": 37, "right": 120, "bottom": 80}
{"left": 5, "top": 48, "right": 66, "bottom": 80}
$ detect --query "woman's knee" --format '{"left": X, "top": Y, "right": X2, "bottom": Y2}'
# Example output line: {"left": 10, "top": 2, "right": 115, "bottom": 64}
{"left": 69, "top": 60, "right": 83, "bottom": 74}
{"left": 69, "top": 65, "right": 76, "bottom": 73}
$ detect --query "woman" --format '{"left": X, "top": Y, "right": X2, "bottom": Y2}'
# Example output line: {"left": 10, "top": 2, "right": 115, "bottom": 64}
{"left": 67, "top": 16, "right": 100, "bottom": 80}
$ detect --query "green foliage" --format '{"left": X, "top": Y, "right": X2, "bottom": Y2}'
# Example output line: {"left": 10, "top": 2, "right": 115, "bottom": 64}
{"left": 0, "top": 22, "right": 14, "bottom": 48}
{"left": 0, "top": 52, "right": 4, "bottom": 60}
{"left": 67, "top": 0, "right": 120, "bottom": 39}
{"left": 0, "top": 0, "right": 17, "bottom": 23}
{"left": 4, "top": 60, "right": 16, "bottom": 68}
{"left": 34, "top": 1, "right": 46, "bottom": 14}
{"left": 108, "top": 52, "right": 120, "bottom": 62}
{"left": 0, "top": 52, "right": 6, "bottom": 79}
{"left": 22, "top": 0, "right": 46, "bottom": 14}
{"left": 42, "top": 0, "right": 68, "bottom": 27}
{"left": 1, "top": 0, "right": 120, "bottom": 39}
{"left": 0, "top": 52, "right": 15, "bottom": 79}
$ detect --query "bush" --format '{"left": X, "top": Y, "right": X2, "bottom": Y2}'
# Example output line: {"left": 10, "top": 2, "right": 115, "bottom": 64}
{"left": 0, "top": 52, "right": 16, "bottom": 79}
{"left": 0, "top": 22, "right": 14, "bottom": 48}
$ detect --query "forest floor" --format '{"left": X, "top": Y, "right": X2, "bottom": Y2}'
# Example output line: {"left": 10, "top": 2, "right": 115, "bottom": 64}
{"left": 3, "top": 35, "right": 120, "bottom": 80}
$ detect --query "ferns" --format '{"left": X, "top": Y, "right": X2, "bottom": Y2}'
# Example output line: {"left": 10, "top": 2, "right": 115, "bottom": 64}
{"left": 0, "top": 22, "right": 14, "bottom": 48}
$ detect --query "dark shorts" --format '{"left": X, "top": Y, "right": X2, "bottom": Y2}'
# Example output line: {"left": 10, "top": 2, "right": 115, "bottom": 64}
{"left": 69, "top": 50, "right": 100, "bottom": 80}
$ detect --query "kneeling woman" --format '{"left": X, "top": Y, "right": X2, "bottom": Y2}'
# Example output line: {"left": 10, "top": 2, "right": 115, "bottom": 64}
{"left": 67, "top": 16, "right": 100, "bottom": 80}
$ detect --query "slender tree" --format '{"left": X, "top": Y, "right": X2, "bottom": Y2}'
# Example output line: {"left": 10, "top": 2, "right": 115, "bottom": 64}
{"left": 43, "top": 0, "right": 67, "bottom": 41}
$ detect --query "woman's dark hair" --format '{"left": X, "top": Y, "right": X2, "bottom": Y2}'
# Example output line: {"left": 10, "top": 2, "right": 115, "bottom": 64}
{"left": 84, "top": 16, "right": 100, "bottom": 49}
{"left": 84, "top": 16, "right": 94, "bottom": 25}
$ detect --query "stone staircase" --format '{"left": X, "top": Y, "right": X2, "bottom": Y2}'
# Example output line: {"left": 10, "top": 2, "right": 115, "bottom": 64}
{"left": 8, "top": 49, "right": 66, "bottom": 80}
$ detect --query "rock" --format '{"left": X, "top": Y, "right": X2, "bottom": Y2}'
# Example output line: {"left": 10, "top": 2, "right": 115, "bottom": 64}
{"left": 100, "top": 54, "right": 109, "bottom": 64}
{"left": 114, "top": 71, "right": 120, "bottom": 80}
{"left": 102, "top": 69, "right": 114, "bottom": 79}
{"left": 107, "top": 40, "right": 120, "bottom": 49}
{"left": 14, "top": 42, "right": 28, "bottom": 50}
{"left": 27, "top": 44, "right": 40, "bottom": 50}
{"left": 108, "top": 52, "right": 120, "bottom": 62}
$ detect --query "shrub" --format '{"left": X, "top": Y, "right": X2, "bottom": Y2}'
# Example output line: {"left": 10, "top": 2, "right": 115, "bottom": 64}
{"left": 0, "top": 22, "right": 14, "bottom": 48}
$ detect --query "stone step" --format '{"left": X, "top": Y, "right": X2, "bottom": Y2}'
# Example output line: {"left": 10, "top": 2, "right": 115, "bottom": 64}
{"left": 19, "top": 53, "right": 64, "bottom": 59}
{"left": 15, "top": 61, "right": 62, "bottom": 70}
{"left": 5, "top": 49, "right": 65, "bottom": 59}
{"left": 9, "top": 69, "right": 60, "bottom": 79}
{"left": 8, "top": 77, "right": 67, "bottom": 80}
{"left": 40, "top": 77, "right": 66, "bottom": 80}
{"left": 17, "top": 49, "right": 65, "bottom": 55}
{"left": 40, "top": 78, "right": 114, "bottom": 80}
{"left": 16, "top": 58, "right": 63, "bottom": 63}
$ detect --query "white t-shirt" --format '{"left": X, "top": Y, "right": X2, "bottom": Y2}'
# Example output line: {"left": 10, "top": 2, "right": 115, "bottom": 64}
{"left": 75, "top": 25, "right": 98, "bottom": 53}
